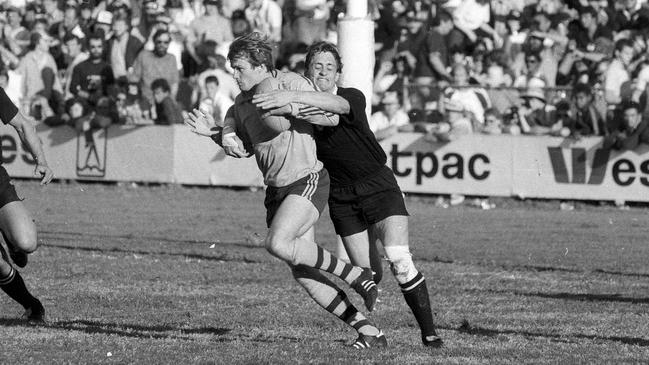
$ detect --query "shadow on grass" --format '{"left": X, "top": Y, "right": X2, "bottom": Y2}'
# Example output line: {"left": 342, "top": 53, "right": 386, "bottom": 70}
{"left": 0, "top": 318, "right": 230, "bottom": 340}
{"left": 43, "top": 242, "right": 265, "bottom": 264}
{"left": 456, "top": 321, "right": 649, "bottom": 347}
{"left": 40, "top": 230, "right": 263, "bottom": 249}
{"left": 481, "top": 288, "right": 649, "bottom": 305}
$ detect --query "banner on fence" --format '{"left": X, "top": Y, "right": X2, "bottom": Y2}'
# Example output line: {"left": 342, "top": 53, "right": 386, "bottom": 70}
{"left": 1, "top": 125, "right": 648, "bottom": 201}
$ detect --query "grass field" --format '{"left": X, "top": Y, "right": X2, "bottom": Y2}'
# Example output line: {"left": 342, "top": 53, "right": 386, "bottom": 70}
{"left": 1, "top": 180, "right": 649, "bottom": 364}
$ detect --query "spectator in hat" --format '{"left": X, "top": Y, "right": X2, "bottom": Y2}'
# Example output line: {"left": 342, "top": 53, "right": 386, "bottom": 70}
{"left": 517, "top": 87, "right": 565, "bottom": 136}
{"left": 369, "top": 90, "right": 411, "bottom": 141}
{"left": 94, "top": 10, "right": 114, "bottom": 40}
{"left": 603, "top": 100, "right": 649, "bottom": 150}
{"left": 129, "top": 29, "right": 179, "bottom": 105}
{"left": 18, "top": 31, "right": 63, "bottom": 117}
{"left": 107, "top": 13, "right": 145, "bottom": 84}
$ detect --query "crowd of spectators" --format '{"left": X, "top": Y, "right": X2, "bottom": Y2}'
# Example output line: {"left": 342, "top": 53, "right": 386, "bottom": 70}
{"left": 0, "top": 0, "right": 648, "bottom": 151}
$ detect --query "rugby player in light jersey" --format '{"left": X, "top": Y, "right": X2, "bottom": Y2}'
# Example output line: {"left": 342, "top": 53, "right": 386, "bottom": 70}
{"left": 184, "top": 32, "right": 386, "bottom": 349}
{"left": 0, "top": 86, "right": 54, "bottom": 322}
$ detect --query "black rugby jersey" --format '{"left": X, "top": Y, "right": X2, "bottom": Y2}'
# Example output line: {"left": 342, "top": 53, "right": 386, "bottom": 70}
{"left": 0, "top": 87, "right": 18, "bottom": 125}
{"left": 314, "top": 87, "right": 386, "bottom": 186}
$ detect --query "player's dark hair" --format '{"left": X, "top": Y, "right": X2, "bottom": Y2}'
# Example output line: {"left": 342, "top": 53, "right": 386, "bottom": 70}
{"left": 227, "top": 32, "right": 274, "bottom": 71}
{"left": 305, "top": 41, "right": 343, "bottom": 73}
{"left": 151, "top": 78, "right": 171, "bottom": 93}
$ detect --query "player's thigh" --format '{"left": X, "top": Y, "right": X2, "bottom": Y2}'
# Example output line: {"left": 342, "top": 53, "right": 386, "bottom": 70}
{"left": 341, "top": 230, "right": 371, "bottom": 268}
{"left": 370, "top": 215, "right": 409, "bottom": 248}
{"left": 0, "top": 201, "right": 37, "bottom": 252}
{"left": 269, "top": 194, "right": 320, "bottom": 241}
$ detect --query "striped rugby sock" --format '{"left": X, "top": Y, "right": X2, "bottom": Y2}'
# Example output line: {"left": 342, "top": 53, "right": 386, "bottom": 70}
{"left": 291, "top": 265, "right": 378, "bottom": 336}
{"left": 293, "top": 240, "right": 362, "bottom": 285}
{"left": 0, "top": 268, "right": 37, "bottom": 309}
{"left": 400, "top": 271, "right": 437, "bottom": 338}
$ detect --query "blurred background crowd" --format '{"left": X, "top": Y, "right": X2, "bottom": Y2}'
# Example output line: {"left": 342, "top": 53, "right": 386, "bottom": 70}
{"left": 1, "top": 0, "right": 649, "bottom": 151}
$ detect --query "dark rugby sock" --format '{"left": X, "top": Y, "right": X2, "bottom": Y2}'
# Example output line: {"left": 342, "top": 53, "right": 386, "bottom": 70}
{"left": 400, "top": 272, "right": 437, "bottom": 337}
{"left": 0, "top": 268, "right": 38, "bottom": 309}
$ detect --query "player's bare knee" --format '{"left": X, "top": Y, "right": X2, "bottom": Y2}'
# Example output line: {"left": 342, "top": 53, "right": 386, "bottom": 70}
{"left": 264, "top": 232, "right": 291, "bottom": 261}
{"left": 384, "top": 246, "right": 418, "bottom": 284}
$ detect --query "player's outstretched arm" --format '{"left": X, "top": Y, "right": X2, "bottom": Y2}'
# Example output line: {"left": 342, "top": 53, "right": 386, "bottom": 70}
{"left": 9, "top": 112, "right": 53, "bottom": 185}
{"left": 185, "top": 108, "right": 251, "bottom": 158}
{"left": 253, "top": 90, "right": 350, "bottom": 115}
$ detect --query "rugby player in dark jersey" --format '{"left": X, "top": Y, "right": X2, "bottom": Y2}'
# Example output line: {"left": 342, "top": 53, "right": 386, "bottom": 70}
{"left": 252, "top": 42, "right": 443, "bottom": 347}
{"left": 0, "top": 86, "right": 54, "bottom": 321}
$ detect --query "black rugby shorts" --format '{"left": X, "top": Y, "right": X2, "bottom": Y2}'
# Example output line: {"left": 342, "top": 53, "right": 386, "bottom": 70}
{"left": 0, "top": 166, "right": 21, "bottom": 209}
{"left": 328, "top": 166, "right": 409, "bottom": 237}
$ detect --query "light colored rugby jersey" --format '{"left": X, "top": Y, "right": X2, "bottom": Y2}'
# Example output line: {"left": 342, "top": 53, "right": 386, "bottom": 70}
{"left": 224, "top": 70, "right": 323, "bottom": 188}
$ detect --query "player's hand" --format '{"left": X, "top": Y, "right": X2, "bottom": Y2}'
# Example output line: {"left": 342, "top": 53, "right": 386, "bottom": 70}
{"left": 252, "top": 91, "right": 296, "bottom": 110}
{"left": 35, "top": 164, "right": 53, "bottom": 185}
{"left": 222, "top": 133, "right": 249, "bottom": 158}
{"left": 184, "top": 109, "right": 219, "bottom": 137}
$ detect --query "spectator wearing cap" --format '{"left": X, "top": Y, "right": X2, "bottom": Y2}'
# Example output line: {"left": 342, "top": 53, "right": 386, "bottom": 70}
{"left": 94, "top": 10, "right": 115, "bottom": 40}
{"left": 187, "top": 0, "right": 233, "bottom": 65}
{"left": 130, "top": 29, "right": 179, "bottom": 105}
{"left": 107, "top": 14, "right": 144, "bottom": 83}
{"left": 568, "top": 82, "right": 608, "bottom": 138}
{"left": 604, "top": 39, "right": 634, "bottom": 108}
{"left": 603, "top": 100, "right": 649, "bottom": 150}
{"left": 516, "top": 87, "right": 563, "bottom": 135}
{"left": 17, "top": 31, "right": 63, "bottom": 116}
{"left": 369, "top": 90, "right": 411, "bottom": 141}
